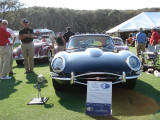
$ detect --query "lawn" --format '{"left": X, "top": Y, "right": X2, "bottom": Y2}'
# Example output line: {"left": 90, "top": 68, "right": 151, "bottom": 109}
{"left": 0, "top": 46, "right": 160, "bottom": 120}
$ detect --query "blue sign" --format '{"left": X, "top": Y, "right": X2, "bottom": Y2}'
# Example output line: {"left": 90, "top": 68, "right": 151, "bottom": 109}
{"left": 86, "top": 81, "right": 112, "bottom": 116}
{"left": 86, "top": 103, "right": 111, "bottom": 116}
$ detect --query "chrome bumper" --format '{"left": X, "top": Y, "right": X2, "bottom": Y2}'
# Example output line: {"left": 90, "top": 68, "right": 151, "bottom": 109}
{"left": 50, "top": 71, "right": 141, "bottom": 86}
{"left": 13, "top": 55, "right": 48, "bottom": 60}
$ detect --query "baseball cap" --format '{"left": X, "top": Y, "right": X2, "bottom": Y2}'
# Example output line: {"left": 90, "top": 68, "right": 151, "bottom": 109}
{"left": 23, "top": 19, "right": 28, "bottom": 23}
{"left": 66, "top": 27, "right": 71, "bottom": 31}
{"left": 151, "top": 27, "right": 157, "bottom": 30}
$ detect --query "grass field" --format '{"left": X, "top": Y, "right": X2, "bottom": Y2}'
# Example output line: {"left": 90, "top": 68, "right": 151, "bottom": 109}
{"left": 0, "top": 47, "right": 160, "bottom": 120}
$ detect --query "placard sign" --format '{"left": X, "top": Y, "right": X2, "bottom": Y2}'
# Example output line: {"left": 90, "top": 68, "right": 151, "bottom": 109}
{"left": 85, "top": 81, "right": 112, "bottom": 116}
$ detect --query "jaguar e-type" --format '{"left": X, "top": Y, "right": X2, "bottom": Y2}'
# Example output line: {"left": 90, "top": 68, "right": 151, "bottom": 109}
{"left": 50, "top": 34, "right": 141, "bottom": 91}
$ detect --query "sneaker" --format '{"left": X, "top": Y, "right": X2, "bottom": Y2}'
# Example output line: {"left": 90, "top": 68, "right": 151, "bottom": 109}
{"left": 9, "top": 72, "right": 16, "bottom": 75}
{"left": 1, "top": 76, "right": 11, "bottom": 80}
{"left": 29, "top": 70, "right": 34, "bottom": 73}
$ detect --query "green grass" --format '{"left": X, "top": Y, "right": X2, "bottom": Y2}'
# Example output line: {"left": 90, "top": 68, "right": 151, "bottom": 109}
{"left": 14, "top": 43, "right": 20, "bottom": 48}
{"left": 0, "top": 47, "right": 160, "bottom": 120}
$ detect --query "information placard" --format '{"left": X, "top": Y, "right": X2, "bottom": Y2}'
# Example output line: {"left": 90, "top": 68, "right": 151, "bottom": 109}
{"left": 85, "top": 81, "right": 112, "bottom": 116}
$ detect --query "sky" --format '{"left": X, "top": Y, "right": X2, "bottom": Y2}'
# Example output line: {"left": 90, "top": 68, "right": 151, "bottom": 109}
{"left": 19, "top": 0, "right": 160, "bottom": 10}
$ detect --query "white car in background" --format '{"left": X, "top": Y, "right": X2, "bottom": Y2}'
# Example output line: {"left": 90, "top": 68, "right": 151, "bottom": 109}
{"left": 112, "top": 37, "right": 129, "bottom": 51}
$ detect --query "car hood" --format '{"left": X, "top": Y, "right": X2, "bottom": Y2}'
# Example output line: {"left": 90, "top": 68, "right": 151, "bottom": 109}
{"left": 55, "top": 48, "right": 133, "bottom": 74}
{"left": 14, "top": 42, "right": 46, "bottom": 53}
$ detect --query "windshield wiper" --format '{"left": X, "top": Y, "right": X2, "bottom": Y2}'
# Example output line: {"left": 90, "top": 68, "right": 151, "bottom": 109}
{"left": 87, "top": 45, "right": 99, "bottom": 48}
{"left": 102, "top": 44, "right": 113, "bottom": 47}
{"left": 67, "top": 47, "right": 79, "bottom": 50}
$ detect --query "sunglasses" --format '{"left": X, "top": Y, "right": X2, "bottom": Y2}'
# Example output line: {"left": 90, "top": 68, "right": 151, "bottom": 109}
{"left": 3, "top": 23, "right": 7, "bottom": 25}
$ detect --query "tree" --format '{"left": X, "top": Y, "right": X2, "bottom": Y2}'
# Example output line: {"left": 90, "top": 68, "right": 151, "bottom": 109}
{"left": 0, "top": 0, "right": 24, "bottom": 19}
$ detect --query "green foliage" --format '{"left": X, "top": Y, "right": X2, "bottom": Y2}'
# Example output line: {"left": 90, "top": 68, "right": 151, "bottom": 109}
{"left": 1, "top": 1, "right": 160, "bottom": 33}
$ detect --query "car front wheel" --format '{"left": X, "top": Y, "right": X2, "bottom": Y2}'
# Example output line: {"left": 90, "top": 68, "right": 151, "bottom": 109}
{"left": 44, "top": 50, "right": 52, "bottom": 63}
{"left": 16, "top": 60, "right": 24, "bottom": 65}
{"left": 124, "top": 79, "right": 136, "bottom": 89}
{"left": 52, "top": 79, "right": 66, "bottom": 91}
{"left": 47, "top": 50, "right": 52, "bottom": 62}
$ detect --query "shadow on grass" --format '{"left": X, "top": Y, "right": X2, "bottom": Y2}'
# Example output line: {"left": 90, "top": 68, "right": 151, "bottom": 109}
{"left": 44, "top": 103, "right": 54, "bottom": 109}
{"left": 25, "top": 72, "right": 48, "bottom": 90}
{"left": 26, "top": 72, "right": 38, "bottom": 84}
{"left": 135, "top": 79, "right": 160, "bottom": 104}
{"left": 0, "top": 76, "right": 22, "bottom": 100}
{"left": 55, "top": 85, "right": 118, "bottom": 119}
{"left": 13, "top": 61, "right": 50, "bottom": 69}
{"left": 55, "top": 79, "right": 160, "bottom": 118}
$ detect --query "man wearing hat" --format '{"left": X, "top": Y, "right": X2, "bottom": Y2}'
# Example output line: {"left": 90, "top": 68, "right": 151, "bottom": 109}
{"left": 63, "top": 27, "right": 75, "bottom": 49}
{"left": 0, "top": 19, "right": 12, "bottom": 79}
{"left": 19, "top": 19, "right": 34, "bottom": 74}
{"left": 136, "top": 28, "right": 147, "bottom": 57}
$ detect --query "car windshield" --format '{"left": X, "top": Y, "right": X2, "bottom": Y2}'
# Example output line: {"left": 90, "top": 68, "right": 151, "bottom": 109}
{"left": 113, "top": 38, "right": 124, "bottom": 45}
{"left": 67, "top": 35, "right": 114, "bottom": 49}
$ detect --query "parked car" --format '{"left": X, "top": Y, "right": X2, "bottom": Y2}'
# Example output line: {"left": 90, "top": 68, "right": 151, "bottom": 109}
{"left": 13, "top": 35, "right": 54, "bottom": 65}
{"left": 125, "top": 33, "right": 136, "bottom": 47}
{"left": 50, "top": 34, "right": 141, "bottom": 91}
{"left": 112, "top": 37, "right": 129, "bottom": 51}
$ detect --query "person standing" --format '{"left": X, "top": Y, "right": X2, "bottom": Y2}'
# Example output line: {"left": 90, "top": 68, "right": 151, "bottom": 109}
{"left": 19, "top": 19, "right": 35, "bottom": 74}
{"left": 2, "top": 20, "right": 16, "bottom": 75}
{"left": 136, "top": 28, "right": 146, "bottom": 57}
{"left": 63, "top": 27, "right": 75, "bottom": 49}
{"left": 148, "top": 27, "right": 160, "bottom": 52}
{"left": 147, "top": 27, "right": 160, "bottom": 64}
{"left": 56, "top": 32, "right": 64, "bottom": 51}
{"left": 0, "top": 19, "right": 12, "bottom": 79}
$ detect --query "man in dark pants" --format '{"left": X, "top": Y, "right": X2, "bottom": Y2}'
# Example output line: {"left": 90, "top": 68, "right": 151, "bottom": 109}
{"left": 19, "top": 19, "right": 35, "bottom": 74}
{"left": 63, "top": 27, "right": 75, "bottom": 49}
{"left": 56, "top": 32, "right": 64, "bottom": 52}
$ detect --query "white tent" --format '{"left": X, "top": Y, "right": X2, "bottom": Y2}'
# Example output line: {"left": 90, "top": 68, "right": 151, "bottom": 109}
{"left": 106, "top": 12, "right": 160, "bottom": 33}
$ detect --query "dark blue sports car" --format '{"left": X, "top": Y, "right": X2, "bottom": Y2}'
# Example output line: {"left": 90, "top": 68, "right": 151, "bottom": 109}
{"left": 50, "top": 34, "right": 141, "bottom": 91}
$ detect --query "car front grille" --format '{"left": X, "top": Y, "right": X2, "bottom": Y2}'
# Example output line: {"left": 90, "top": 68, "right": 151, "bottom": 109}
{"left": 75, "top": 72, "right": 121, "bottom": 84}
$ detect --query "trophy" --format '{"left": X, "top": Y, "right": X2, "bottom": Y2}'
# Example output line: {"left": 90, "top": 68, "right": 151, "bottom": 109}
{"left": 28, "top": 75, "right": 49, "bottom": 105}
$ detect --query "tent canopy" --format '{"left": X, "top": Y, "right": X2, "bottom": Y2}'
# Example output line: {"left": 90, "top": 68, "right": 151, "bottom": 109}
{"left": 106, "top": 12, "right": 160, "bottom": 33}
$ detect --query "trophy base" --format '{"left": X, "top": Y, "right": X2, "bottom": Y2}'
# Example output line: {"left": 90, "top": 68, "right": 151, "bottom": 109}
{"left": 27, "top": 97, "right": 49, "bottom": 105}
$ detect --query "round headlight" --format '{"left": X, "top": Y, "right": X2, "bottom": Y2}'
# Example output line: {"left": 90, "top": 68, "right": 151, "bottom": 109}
{"left": 127, "top": 56, "right": 141, "bottom": 71}
{"left": 51, "top": 57, "right": 65, "bottom": 73}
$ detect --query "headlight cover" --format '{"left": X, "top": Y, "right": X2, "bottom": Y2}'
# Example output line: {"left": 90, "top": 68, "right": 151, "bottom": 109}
{"left": 127, "top": 56, "right": 141, "bottom": 71}
{"left": 51, "top": 57, "right": 65, "bottom": 73}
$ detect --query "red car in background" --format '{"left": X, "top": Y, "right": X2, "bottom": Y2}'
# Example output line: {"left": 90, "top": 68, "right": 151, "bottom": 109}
{"left": 13, "top": 36, "right": 54, "bottom": 65}
{"left": 112, "top": 37, "right": 129, "bottom": 51}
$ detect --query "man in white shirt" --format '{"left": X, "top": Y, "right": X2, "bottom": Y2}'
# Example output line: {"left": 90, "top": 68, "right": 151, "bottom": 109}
{"left": 2, "top": 20, "right": 16, "bottom": 74}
